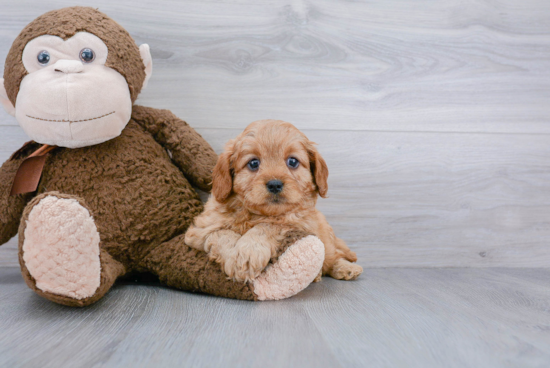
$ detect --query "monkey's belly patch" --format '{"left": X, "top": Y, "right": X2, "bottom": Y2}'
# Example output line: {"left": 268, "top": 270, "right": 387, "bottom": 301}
{"left": 22, "top": 195, "right": 101, "bottom": 300}
{"left": 253, "top": 235, "right": 325, "bottom": 300}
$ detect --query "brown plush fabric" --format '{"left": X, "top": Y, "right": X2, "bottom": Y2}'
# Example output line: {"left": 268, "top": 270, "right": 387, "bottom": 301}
{"left": 8, "top": 141, "right": 40, "bottom": 161}
{"left": 17, "top": 192, "right": 314, "bottom": 304}
{"left": 3, "top": 6, "right": 145, "bottom": 105}
{"left": 33, "top": 112, "right": 206, "bottom": 269}
{"left": 0, "top": 142, "right": 43, "bottom": 244}
{"left": 0, "top": 158, "right": 34, "bottom": 245}
{"left": 132, "top": 106, "right": 218, "bottom": 192}
{"left": 140, "top": 234, "right": 257, "bottom": 301}
{"left": 1, "top": 105, "right": 220, "bottom": 305}
{"left": 139, "top": 230, "right": 314, "bottom": 301}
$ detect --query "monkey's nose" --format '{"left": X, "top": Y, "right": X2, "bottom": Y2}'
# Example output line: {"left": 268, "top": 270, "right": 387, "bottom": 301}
{"left": 266, "top": 180, "right": 284, "bottom": 194}
{"left": 53, "top": 60, "right": 84, "bottom": 74}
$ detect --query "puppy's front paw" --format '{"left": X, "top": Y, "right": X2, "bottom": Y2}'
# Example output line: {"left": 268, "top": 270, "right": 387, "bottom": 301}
{"left": 224, "top": 239, "right": 272, "bottom": 282}
{"left": 329, "top": 259, "right": 363, "bottom": 281}
{"left": 205, "top": 230, "right": 241, "bottom": 263}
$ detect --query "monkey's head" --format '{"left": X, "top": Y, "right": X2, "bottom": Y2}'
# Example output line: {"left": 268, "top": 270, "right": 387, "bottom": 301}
{"left": 0, "top": 7, "right": 153, "bottom": 148}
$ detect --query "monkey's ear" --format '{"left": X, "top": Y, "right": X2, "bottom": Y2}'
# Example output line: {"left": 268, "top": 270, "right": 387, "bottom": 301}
{"left": 139, "top": 44, "right": 153, "bottom": 90}
{"left": 0, "top": 78, "right": 15, "bottom": 116}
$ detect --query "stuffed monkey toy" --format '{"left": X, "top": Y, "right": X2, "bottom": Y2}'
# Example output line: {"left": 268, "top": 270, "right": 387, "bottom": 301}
{"left": 0, "top": 7, "right": 324, "bottom": 307}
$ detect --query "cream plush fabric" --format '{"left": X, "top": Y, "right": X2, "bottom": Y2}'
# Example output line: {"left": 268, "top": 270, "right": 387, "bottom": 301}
{"left": 253, "top": 235, "right": 325, "bottom": 301}
{"left": 22, "top": 196, "right": 101, "bottom": 300}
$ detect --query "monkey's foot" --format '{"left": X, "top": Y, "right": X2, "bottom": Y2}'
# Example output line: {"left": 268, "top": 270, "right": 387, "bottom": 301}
{"left": 253, "top": 235, "right": 324, "bottom": 301}
{"left": 20, "top": 194, "right": 101, "bottom": 300}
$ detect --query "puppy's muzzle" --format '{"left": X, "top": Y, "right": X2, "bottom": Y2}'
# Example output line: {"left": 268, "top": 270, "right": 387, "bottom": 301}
{"left": 266, "top": 180, "right": 284, "bottom": 194}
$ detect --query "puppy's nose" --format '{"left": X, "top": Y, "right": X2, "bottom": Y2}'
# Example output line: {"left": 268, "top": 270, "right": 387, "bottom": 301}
{"left": 266, "top": 180, "right": 284, "bottom": 194}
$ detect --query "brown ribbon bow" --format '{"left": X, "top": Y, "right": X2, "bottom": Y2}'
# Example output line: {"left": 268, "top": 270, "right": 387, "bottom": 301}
{"left": 10, "top": 144, "right": 56, "bottom": 196}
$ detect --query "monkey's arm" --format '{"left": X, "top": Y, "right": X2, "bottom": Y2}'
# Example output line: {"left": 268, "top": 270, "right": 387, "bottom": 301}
{"left": 0, "top": 158, "right": 33, "bottom": 245}
{"left": 132, "top": 105, "right": 218, "bottom": 192}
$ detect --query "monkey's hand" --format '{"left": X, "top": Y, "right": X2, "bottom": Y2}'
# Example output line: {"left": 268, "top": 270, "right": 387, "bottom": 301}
{"left": 131, "top": 105, "right": 218, "bottom": 192}
{"left": 0, "top": 158, "right": 34, "bottom": 246}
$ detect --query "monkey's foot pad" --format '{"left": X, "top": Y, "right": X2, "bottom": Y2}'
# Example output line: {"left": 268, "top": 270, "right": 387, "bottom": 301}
{"left": 253, "top": 235, "right": 325, "bottom": 300}
{"left": 22, "top": 195, "right": 101, "bottom": 299}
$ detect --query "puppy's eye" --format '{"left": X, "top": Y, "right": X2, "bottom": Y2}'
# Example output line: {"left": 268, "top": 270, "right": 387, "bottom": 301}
{"left": 79, "top": 48, "right": 95, "bottom": 63}
{"left": 37, "top": 50, "right": 50, "bottom": 65}
{"left": 247, "top": 158, "right": 260, "bottom": 171}
{"left": 287, "top": 157, "right": 299, "bottom": 169}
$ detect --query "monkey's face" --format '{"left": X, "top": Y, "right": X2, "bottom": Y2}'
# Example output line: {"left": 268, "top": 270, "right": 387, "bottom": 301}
{"left": 1, "top": 31, "right": 152, "bottom": 148}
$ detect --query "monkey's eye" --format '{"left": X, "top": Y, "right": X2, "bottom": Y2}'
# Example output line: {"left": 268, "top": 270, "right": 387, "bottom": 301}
{"left": 287, "top": 157, "right": 300, "bottom": 169}
{"left": 247, "top": 158, "right": 260, "bottom": 171}
{"left": 37, "top": 50, "right": 50, "bottom": 65}
{"left": 79, "top": 48, "right": 95, "bottom": 63}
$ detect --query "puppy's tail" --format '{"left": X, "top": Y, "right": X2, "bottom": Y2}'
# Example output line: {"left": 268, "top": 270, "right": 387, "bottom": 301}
{"left": 343, "top": 249, "right": 358, "bottom": 263}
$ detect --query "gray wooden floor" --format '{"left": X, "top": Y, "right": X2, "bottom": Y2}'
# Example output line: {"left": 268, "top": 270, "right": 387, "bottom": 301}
{"left": 1, "top": 267, "right": 550, "bottom": 368}
{"left": 1, "top": 0, "right": 550, "bottom": 367}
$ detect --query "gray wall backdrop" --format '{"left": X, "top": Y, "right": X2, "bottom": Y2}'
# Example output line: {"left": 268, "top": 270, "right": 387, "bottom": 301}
{"left": 1, "top": 0, "right": 549, "bottom": 267}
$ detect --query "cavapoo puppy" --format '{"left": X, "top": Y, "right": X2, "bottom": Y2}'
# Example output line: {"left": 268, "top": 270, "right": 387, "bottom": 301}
{"left": 185, "top": 120, "right": 363, "bottom": 282}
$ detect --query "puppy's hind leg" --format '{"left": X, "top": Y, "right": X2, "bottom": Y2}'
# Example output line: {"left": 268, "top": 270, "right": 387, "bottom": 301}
{"left": 323, "top": 238, "right": 362, "bottom": 281}
{"left": 328, "top": 258, "right": 363, "bottom": 281}
{"left": 335, "top": 237, "right": 358, "bottom": 263}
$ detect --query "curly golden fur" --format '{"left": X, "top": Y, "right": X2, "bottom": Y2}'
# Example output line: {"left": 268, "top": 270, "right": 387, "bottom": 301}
{"left": 185, "top": 120, "right": 363, "bottom": 282}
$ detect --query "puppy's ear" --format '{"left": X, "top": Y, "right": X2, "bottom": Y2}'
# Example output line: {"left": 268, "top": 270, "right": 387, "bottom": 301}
{"left": 307, "top": 142, "right": 329, "bottom": 198}
{"left": 212, "top": 151, "right": 233, "bottom": 202}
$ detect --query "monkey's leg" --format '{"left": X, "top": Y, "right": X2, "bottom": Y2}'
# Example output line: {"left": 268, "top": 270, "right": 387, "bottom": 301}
{"left": 18, "top": 192, "right": 125, "bottom": 307}
{"left": 140, "top": 231, "right": 325, "bottom": 301}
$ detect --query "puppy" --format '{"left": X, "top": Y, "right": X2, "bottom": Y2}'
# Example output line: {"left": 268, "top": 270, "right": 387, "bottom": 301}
{"left": 185, "top": 120, "right": 363, "bottom": 282}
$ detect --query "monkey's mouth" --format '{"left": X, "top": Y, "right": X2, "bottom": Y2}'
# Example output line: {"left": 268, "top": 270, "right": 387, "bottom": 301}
{"left": 25, "top": 111, "right": 116, "bottom": 124}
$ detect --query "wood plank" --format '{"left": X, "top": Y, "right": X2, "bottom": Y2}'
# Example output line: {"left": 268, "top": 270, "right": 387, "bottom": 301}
{"left": 300, "top": 268, "right": 550, "bottom": 367}
{"left": 1, "top": 267, "right": 550, "bottom": 367}
{"left": 1, "top": 125, "right": 549, "bottom": 267}
{"left": 0, "top": 0, "right": 549, "bottom": 133}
